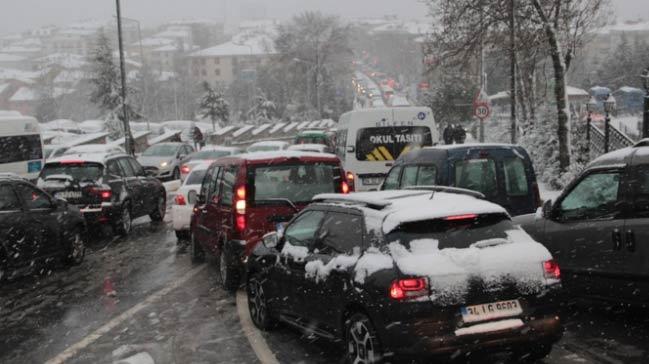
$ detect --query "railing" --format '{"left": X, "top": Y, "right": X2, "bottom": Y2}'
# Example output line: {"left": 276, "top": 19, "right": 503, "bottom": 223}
{"left": 589, "top": 123, "right": 635, "bottom": 159}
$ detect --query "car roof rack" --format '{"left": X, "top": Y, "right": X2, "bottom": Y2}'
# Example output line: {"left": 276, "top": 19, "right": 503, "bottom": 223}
{"left": 401, "top": 185, "right": 486, "bottom": 199}
{"left": 312, "top": 193, "right": 393, "bottom": 210}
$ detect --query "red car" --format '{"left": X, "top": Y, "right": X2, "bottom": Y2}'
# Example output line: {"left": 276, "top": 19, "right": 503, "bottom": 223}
{"left": 189, "top": 151, "right": 350, "bottom": 291}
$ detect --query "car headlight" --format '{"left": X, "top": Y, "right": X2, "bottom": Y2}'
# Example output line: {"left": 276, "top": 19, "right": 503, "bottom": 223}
{"left": 160, "top": 161, "right": 169, "bottom": 168}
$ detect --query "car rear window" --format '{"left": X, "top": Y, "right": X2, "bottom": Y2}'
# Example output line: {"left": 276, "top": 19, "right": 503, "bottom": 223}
{"left": 454, "top": 159, "right": 497, "bottom": 197}
{"left": 41, "top": 162, "right": 103, "bottom": 182}
{"left": 251, "top": 163, "right": 339, "bottom": 204}
{"left": 295, "top": 135, "right": 326, "bottom": 145}
{"left": 503, "top": 157, "right": 529, "bottom": 196}
{"left": 186, "top": 169, "right": 208, "bottom": 185}
{"left": 386, "top": 213, "right": 513, "bottom": 250}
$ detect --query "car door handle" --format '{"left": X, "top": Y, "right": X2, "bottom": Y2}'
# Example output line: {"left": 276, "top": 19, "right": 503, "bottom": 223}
{"left": 612, "top": 229, "right": 622, "bottom": 251}
{"left": 626, "top": 230, "right": 636, "bottom": 252}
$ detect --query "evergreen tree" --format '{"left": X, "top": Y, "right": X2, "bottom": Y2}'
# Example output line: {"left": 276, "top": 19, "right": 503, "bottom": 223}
{"left": 199, "top": 82, "right": 230, "bottom": 131}
{"left": 89, "top": 29, "right": 121, "bottom": 114}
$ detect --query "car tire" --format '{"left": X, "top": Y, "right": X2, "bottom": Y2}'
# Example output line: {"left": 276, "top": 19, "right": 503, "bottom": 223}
{"left": 345, "top": 313, "right": 383, "bottom": 364}
{"left": 218, "top": 245, "right": 240, "bottom": 292}
{"left": 247, "top": 275, "right": 277, "bottom": 330}
{"left": 114, "top": 203, "right": 132, "bottom": 237}
{"left": 190, "top": 233, "right": 205, "bottom": 263}
{"left": 150, "top": 194, "right": 166, "bottom": 222}
{"left": 172, "top": 167, "right": 180, "bottom": 181}
{"left": 62, "top": 227, "right": 85, "bottom": 266}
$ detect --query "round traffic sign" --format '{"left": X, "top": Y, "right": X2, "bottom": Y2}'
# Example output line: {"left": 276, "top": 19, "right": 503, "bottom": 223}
{"left": 474, "top": 102, "right": 491, "bottom": 120}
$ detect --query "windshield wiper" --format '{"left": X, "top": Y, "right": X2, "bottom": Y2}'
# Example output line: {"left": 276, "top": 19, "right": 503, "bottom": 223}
{"left": 256, "top": 198, "right": 299, "bottom": 212}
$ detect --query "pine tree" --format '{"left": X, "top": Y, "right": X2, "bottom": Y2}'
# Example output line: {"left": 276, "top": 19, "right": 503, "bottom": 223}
{"left": 89, "top": 29, "right": 121, "bottom": 114}
{"left": 199, "top": 82, "right": 230, "bottom": 131}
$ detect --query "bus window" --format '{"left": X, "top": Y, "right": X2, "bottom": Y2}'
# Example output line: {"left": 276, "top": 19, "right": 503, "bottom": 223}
{"left": 355, "top": 126, "right": 432, "bottom": 162}
{"left": 0, "top": 135, "right": 43, "bottom": 164}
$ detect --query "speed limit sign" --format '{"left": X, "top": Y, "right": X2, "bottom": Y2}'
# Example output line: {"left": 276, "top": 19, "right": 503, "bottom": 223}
{"left": 473, "top": 102, "right": 491, "bottom": 120}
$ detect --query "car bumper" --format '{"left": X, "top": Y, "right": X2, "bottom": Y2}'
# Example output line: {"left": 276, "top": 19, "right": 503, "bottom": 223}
{"left": 171, "top": 205, "right": 193, "bottom": 231}
{"left": 77, "top": 203, "right": 118, "bottom": 224}
{"left": 381, "top": 315, "right": 562, "bottom": 359}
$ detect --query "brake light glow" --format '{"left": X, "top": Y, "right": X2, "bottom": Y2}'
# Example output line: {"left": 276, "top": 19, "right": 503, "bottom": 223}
{"left": 341, "top": 181, "right": 350, "bottom": 194}
{"left": 389, "top": 278, "right": 429, "bottom": 300}
{"left": 444, "top": 214, "right": 478, "bottom": 221}
{"left": 90, "top": 187, "right": 112, "bottom": 201}
{"left": 543, "top": 259, "right": 561, "bottom": 279}
{"left": 180, "top": 165, "right": 190, "bottom": 174}
{"left": 234, "top": 185, "right": 247, "bottom": 232}
{"left": 346, "top": 171, "right": 354, "bottom": 182}
{"left": 175, "top": 194, "right": 186, "bottom": 205}
{"left": 60, "top": 160, "right": 85, "bottom": 164}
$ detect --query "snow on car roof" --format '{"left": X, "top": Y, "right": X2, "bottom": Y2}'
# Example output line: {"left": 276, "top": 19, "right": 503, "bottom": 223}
{"left": 201, "top": 145, "right": 240, "bottom": 151}
{"left": 314, "top": 190, "right": 507, "bottom": 234}
{"left": 48, "top": 152, "right": 126, "bottom": 165}
{"left": 249, "top": 140, "right": 288, "bottom": 147}
{"left": 287, "top": 144, "right": 328, "bottom": 153}
{"left": 428, "top": 143, "right": 517, "bottom": 150}
{"left": 236, "top": 150, "right": 339, "bottom": 161}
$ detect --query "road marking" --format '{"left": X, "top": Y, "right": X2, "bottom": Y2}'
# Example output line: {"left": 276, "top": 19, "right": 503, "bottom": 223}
{"left": 44, "top": 264, "right": 206, "bottom": 364}
{"left": 236, "top": 290, "right": 280, "bottom": 364}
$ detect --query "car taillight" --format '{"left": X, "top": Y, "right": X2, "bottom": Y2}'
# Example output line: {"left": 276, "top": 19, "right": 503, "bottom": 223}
{"left": 341, "top": 181, "right": 350, "bottom": 194}
{"left": 532, "top": 182, "right": 542, "bottom": 208}
{"left": 180, "top": 164, "right": 191, "bottom": 174}
{"left": 543, "top": 259, "right": 561, "bottom": 279}
{"left": 346, "top": 171, "right": 354, "bottom": 182}
{"left": 389, "top": 278, "right": 429, "bottom": 300}
{"left": 175, "top": 194, "right": 186, "bottom": 205}
{"left": 90, "top": 187, "right": 112, "bottom": 201}
{"left": 234, "top": 185, "right": 246, "bottom": 232}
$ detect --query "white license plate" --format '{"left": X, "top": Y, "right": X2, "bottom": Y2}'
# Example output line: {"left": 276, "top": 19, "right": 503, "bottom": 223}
{"left": 56, "top": 191, "right": 82, "bottom": 199}
{"left": 460, "top": 300, "right": 522, "bottom": 324}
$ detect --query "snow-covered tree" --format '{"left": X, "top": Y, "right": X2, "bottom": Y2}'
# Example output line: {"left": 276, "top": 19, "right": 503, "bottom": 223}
{"left": 89, "top": 29, "right": 121, "bottom": 114}
{"left": 199, "top": 81, "right": 229, "bottom": 131}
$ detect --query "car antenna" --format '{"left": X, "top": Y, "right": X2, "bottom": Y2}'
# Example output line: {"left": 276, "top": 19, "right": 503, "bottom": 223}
{"left": 429, "top": 190, "right": 435, "bottom": 200}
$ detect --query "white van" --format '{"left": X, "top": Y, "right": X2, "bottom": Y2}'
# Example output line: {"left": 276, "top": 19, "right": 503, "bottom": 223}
{"left": 0, "top": 115, "right": 44, "bottom": 180}
{"left": 335, "top": 107, "right": 438, "bottom": 191}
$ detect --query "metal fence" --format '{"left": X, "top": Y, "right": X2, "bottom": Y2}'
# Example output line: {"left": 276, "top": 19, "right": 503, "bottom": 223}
{"left": 589, "top": 123, "right": 635, "bottom": 159}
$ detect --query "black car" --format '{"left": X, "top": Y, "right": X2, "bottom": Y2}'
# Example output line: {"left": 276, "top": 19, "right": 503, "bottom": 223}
{"left": 381, "top": 144, "right": 541, "bottom": 216}
{"left": 514, "top": 140, "right": 649, "bottom": 306}
{"left": 37, "top": 152, "right": 166, "bottom": 236}
{"left": 246, "top": 189, "right": 563, "bottom": 362}
{"left": 0, "top": 175, "right": 85, "bottom": 281}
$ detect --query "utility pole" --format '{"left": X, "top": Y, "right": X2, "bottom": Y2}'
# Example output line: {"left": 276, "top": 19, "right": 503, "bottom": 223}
{"left": 115, "top": 0, "right": 134, "bottom": 155}
{"left": 642, "top": 68, "right": 649, "bottom": 138}
{"left": 509, "top": 0, "right": 517, "bottom": 144}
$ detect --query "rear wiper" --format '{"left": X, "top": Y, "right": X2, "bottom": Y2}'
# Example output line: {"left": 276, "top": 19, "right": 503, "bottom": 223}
{"left": 256, "top": 198, "right": 299, "bottom": 213}
{"left": 470, "top": 238, "right": 511, "bottom": 249}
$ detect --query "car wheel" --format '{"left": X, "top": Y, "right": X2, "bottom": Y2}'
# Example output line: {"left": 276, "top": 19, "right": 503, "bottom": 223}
{"left": 218, "top": 246, "right": 240, "bottom": 292}
{"left": 247, "top": 275, "right": 277, "bottom": 330}
{"left": 150, "top": 194, "right": 166, "bottom": 222}
{"left": 114, "top": 204, "right": 132, "bottom": 236}
{"left": 172, "top": 167, "right": 180, "bottom": 181}
{"left": 345, "top": 313, "right": 383, "bottom": 364}
{"left": 63, "top": 228, "right": 85, "bottom": 266}
{"left": 190, "top": 233, "right": 205, "bottom": 263}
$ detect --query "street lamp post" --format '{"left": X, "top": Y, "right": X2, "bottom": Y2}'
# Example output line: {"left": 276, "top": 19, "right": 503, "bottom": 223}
{"left": 641, "top": 68, "right": 649, "bottom": 139}
{"left": 115, "top": 0, "right": 134, "bottom": 155}
{"left": 586, "top": 96, "right": 597, "bottom": 159}
{"left": 603, "top": 94, "right": 616, "bottom": 154}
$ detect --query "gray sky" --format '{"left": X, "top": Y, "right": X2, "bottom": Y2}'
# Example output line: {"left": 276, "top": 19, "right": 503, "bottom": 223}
{"left": 0, "top": 0, "right": 646, "bottom": 34}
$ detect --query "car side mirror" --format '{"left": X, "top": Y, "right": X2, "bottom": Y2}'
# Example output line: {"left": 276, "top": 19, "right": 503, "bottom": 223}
{"left": 542, "top": 200, "right": 554, "bottom": 219}
{"left": 262, "top": 232, "right": 279, "bottom": 249}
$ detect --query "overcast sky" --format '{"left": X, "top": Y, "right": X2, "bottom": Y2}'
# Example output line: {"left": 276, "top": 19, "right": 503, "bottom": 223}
{"left": 0, "top": 0, "right": 646, "bottom": 34}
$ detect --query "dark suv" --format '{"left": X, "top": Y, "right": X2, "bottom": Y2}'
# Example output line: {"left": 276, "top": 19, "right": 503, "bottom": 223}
{"left": 246, "top": 189, "right": 563, "bottom": 362}
{"left": 381, "top": 144, "right": 541, "bottom": 216}
{"left": 514, "top": 140, "right": 649, "bottom": 306}
{"left": 37, "top": 153, "right": 166, "bottom": 236}
{"left": 1, "top": 175, "right": 86, "bottom": 281}
{"left": 190, "top": 151, "right": 349, "bottom": 291}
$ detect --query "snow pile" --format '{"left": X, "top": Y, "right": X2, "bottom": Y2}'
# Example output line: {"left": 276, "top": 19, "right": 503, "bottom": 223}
{"left": 280, "top": 242, "right": 308, "bottom": 262}
{"left": 353, "top": 247, "right": 394, "bottom": 284}
{"left": 305, "top": 254, "right": 359, "bottom": 282}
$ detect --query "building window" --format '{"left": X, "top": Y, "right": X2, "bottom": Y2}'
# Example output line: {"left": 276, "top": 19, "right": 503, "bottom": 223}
{"left": 214, "top": 58, "right": 220, "bottom": 65}
{"left": 214, "top": 69, "right": 221, "bottom": 76}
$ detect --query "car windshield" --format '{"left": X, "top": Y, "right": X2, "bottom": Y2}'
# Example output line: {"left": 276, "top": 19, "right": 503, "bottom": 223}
{"left": 252, "top": 163, "right": 338, "bottom": 203}
{"left": 386, "top": 214, "right": 513, "bottom": 250}
{"left": 186, "top": 169, "right": 207, "bottom": 185}
{"left": 40, "top": 162, "right": 103, "bottom": 182}
{"left": 189, "top": 150, "right": 231, "bottom": 160}
{"left": 142, "top": 144, "right": 178, "bottom": 156}
{"left": 295, "top": 135, "right": 326, "bottom": 145}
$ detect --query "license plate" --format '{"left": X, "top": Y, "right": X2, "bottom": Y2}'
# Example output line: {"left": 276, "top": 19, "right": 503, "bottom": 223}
{"left": 56, "top": 191, "right": 82, "bottom": 199}
{"left": 460, "top": 300, "right": 522, "bottom": 324}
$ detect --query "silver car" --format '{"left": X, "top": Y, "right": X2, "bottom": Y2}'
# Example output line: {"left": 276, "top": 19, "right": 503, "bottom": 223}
{"left": 137, "top": 142, "right": 194, "bottom": 180}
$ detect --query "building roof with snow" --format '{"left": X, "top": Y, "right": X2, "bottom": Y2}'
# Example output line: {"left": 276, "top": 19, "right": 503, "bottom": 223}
{"left": 189, "top": 35, "right": 275, "bottom": 57}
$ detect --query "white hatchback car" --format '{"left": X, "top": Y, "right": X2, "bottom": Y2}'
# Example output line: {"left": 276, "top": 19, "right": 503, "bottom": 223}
{"left": 172, "top": 161, "right": 211, "bottom": 240}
